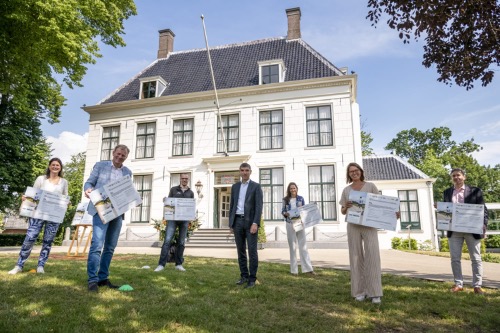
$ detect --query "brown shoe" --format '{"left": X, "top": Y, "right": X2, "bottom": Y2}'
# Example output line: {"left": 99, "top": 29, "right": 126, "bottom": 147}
{"left": 474, "top": 287, "right": 484, "bottom": 295}
{"left": 450, "top": 285, "right": 463, "bottom": 293}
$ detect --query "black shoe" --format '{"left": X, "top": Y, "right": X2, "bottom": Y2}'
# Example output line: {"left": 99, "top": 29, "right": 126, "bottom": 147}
{"left": 97, "top": 279, "right": 120, "bottom": 289}
{"left": 244, "top": 281, "right": 256, "bottom": 289}
{"left": 236, "top": 277, "right": 249, "bottom": 285}
{"left": 88, "top": 282, "right": 98, "bottom": 293}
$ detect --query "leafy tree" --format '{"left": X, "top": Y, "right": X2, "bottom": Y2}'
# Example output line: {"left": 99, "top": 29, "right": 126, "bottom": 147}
{"left": 361, "top": 130, "right": 374, "bottom": 156}
{"left": 384, "top": 127, "right": 481, "bottom": 166}
{"left": 384, "top": 127, "right": 500, "bottom": 202}
{"left": 367, "top": 0, "right": 500, "bottom": 89}
{"left": 64, "top": 152, "right": 87, "bottom": 207}
{"left": 56, "top": 152, "right": 87, "bottom": 245}
{"left": 0, "top": 106, "right": 51, "bottom": 213}
{"left": 417, "top": 149, "right": 449, "bottom": 201}
{"left": 0, "top": 0, "right": 136, "bottom": 211}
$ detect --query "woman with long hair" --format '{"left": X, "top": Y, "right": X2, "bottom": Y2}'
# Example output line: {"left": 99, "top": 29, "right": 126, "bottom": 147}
{"left": 281, "top": 182, "right": 314, "bottom": 275}
{"left": 339, "top": 162, "right": 383, "bottom": 304}
{"left": 8, "top": 158, "right": 69, "bottom": 274}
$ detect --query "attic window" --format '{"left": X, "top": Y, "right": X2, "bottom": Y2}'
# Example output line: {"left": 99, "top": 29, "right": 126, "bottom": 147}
{"left": 258, "top": 60, "right": 285, "bottom": 85}
{"left": 139, "top": 76, "right": 167, "bottom": 99}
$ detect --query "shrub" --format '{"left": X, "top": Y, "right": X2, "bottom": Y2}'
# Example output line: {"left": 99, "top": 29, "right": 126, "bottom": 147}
{"left": 391, "top": 237, "right": 402, "bottom": 250}
{"left": 485, "top": 235, "right": 500, "bottom": 248}
{"left": 439, "top": 237, "right": 449, "bottom": 252}
{"left": 391, "top": 237, "right": 417, "bottom": 250}
{"left": 439, "top": 237, "right": 486, "bottom": 253}
{"left": 418, "top": 239, "right": 435, "bottom": 251}
{"left": 258, "top": 216, "right": 267, "bottom": 244}
{"left": 0, "top": 234, "right": 26, "bottom": 246}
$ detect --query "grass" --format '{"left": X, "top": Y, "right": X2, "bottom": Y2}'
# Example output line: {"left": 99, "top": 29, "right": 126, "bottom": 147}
{"left": 1, "top": 254, "right": 500, "bottom": 333}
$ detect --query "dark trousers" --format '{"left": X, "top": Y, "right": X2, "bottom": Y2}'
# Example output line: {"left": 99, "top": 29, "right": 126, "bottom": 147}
{"left": 158, "top": 220, "right": 188, "bottom": 266}
{"left": 233, "top": 216, "right": 258, "bottom": 282}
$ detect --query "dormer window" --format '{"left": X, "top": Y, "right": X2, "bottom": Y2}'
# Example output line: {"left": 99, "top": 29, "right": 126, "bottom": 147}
{"left": 139, "top": 76, "right": 167, "bottom": 99}
{"left": 258, "top": 60, "right": 285, "bottom": 85}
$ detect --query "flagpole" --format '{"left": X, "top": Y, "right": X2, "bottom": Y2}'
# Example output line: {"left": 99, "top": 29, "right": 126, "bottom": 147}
{"left": 201, "top": 15, "right": 228, "bottom": 156}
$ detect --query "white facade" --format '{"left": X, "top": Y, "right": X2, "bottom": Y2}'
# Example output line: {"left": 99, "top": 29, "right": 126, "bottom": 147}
{"left": 83, "top": 76, "right": 368, "bottom": 242}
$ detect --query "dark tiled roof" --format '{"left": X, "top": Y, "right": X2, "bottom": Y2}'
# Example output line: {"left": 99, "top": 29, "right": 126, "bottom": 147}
{"left": 363, "top": 156, "right": 429, "bottom": 181}
{"left": 100, "top": 37, "right": 342, "bottom": 104}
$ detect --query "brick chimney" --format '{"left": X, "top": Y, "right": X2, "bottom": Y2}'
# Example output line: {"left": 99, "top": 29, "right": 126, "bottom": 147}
{"left": 157, "top": 29, "right": 175, "bottom": 59}
{"left": 286, "top": 7, "right": 301, "bottom": 40}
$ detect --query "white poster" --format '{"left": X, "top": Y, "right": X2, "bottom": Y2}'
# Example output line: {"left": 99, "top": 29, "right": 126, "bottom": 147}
{"left": 288, "top": 203, "right": 323, "bottom": 232}
{"left": 346, "top": 191, "right": 400, "bottom": 231}
{"left": 71, "top": 202, "right": 93, "bottom": 225}
{"left": 89, "top": 175, "right": 142, "bottom": 224}
{"left": 436, "top": 202, "right": 484, "bottom": 235}
{"left": 19, "top": 187, "right": 70, "bottom": 223}
{"left": 163, "top": 197, "right": 196, "bottom": 221}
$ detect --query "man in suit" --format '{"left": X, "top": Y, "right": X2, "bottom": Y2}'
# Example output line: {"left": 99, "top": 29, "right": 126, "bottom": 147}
{"left": 443, "top": 168, "right": 488, "bottom": 294}
{"left": 229, "top": 163, "right": 263, "bottom": 288}
{"left": 84, "top": 144, "right": 132, "bottom": 292}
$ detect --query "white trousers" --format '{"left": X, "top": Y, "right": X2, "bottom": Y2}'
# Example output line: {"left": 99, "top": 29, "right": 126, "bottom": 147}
{"left": 285, "top": 222, "right": 313, "bottom": 274}
{"left": 448, "top": 232, "right": 482, "bottom": 287}
{"left": 347, "top": 223, "right": 383, "bottom": 298}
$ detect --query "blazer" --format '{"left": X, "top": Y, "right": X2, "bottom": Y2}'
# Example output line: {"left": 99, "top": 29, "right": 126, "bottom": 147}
{"left": 228, "top": 180, "right": 263, "bottom": 229}
{"left": 84, "top": 161, "right": 133, "bottom": 216}
{"left": 281, "top": 195, "right": 305, "bottom": 223}
{"left": 443, "top": 185, "right": 488, "bottom": 239}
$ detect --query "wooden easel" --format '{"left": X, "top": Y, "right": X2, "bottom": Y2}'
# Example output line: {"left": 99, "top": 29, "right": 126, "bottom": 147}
{"left": 67, "top": 224, "right": 93, "bottom": 257}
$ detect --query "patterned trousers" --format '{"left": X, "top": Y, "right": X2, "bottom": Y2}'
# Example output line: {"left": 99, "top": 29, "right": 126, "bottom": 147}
{"left": 16, "top": 218, "right": 60, "bottom": 268}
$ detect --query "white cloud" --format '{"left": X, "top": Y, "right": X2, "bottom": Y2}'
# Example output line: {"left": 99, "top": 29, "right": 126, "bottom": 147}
{"left": 303, "top": 23, "right": 418, "bottom": 63}
{"left": 472, "top": 140, "right": 500, "bottom": 167}
{"left": 47, "top": 131, "right": 88, "bottom": 164}
{"left": 465, "top": 120, "right": 500, "bottom": 139}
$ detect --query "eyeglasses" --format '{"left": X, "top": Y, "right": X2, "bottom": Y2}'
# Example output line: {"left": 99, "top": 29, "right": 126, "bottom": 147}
{"left": 181, "top": 178, "right": 189, "bottom": 180}
{"left": 349, "top": 170, "right": 361, "bottom": 175}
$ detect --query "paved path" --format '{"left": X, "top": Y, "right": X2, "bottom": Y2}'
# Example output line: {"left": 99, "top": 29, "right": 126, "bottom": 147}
{"left": 2, "top": 246, "right": 499, "bottom": 289}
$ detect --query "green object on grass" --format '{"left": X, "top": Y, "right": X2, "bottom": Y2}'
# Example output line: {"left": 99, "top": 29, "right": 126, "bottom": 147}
{"left": 118, "top": 284, "right": 134, "bottom": 291}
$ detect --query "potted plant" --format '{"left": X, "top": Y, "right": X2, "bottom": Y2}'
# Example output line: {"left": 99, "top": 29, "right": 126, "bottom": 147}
{"left": 151, "top": 217, "right": 202, "bottom": 261}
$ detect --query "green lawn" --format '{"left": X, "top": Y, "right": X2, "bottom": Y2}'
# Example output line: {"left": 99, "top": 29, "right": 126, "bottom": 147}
{"left": 1, "top": 254, "right": 499, "bottom": 333}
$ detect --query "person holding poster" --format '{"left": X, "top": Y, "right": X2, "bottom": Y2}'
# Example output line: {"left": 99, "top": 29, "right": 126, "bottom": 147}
{"left": 444, "top": 168, "right": 488, "bottom": 295}
{"left": 339, "top": 162, "right": 383, "bottom": 304}
{"left": 155, "top": 173, "right": 195, "bottom": 272}
{"left": 8, "top": 158, "right": 68, "bottom": 275}
{"left": 84, "top": 145, "right": 132, "bottom": 292}
{"left": 229, "top": 163, "right": 263, "bottom": 288}
{"left": 281, "top": 182, "right": 314, "bottom": 275}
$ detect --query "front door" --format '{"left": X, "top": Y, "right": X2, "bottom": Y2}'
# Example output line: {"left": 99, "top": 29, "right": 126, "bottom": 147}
{"left": 219, "top": 189, "right": 231, "bottom": 228}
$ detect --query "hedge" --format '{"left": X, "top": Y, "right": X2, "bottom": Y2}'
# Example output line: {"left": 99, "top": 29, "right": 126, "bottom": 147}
{"left": 0, "top": 234, "right": 26, "bottom": 246}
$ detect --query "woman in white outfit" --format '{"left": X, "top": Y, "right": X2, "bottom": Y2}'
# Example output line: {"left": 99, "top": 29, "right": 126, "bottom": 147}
{"left": 281, "top": 182, "right": 314, "bottom": 275}
{"left": 8, "top": 158, "right": 68, "bottom": 275}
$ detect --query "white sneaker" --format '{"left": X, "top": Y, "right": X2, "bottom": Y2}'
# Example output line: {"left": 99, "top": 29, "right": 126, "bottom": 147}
{"left": 37, "top": 266, "right": 45, "bottom": 274}
{"left": 154, "top": 265, "right": 165, "bottom": 272}
{"left": 355, "top": 295, "right": 366, "bottom": 302}
{"left": 8, "top": 266, "right": 22, "bottom": 275}
{"left": 371, "top": 297, "right": 381, "bottom": 304}
{"left": 175, "top": 265, "right": 186, "bottom": 272}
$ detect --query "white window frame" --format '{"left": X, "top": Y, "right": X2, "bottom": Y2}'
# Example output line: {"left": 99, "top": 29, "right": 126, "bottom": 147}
{"left": 258, "top": 59, "right": 286, "bottom": 85}
{"left": 139, "top": 76, "right": 168, "bottom": 99}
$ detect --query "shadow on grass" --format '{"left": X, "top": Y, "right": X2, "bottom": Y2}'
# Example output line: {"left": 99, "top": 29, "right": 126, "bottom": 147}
{"left": 0, "top": 254, "right": 499, "bottom": 332}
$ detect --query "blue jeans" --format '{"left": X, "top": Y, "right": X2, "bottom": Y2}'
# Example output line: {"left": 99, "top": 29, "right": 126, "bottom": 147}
{"left": 158, "top": 220, "right": 188, "bottom": 266}
{"left": 87, "top": 214, "right": 122, "bottom": 284}
{"left": 16, "top": 218, "right": 59, "bottom": 268}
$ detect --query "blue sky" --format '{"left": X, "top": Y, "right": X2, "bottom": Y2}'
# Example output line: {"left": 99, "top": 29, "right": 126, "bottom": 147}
{"left": 43, "top": 1, "right": 500, "bottom": 167}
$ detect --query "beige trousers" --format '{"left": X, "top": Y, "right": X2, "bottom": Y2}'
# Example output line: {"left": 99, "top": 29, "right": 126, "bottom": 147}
{"left": 347, "top": 223, "right": 383, "bottom": 298}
